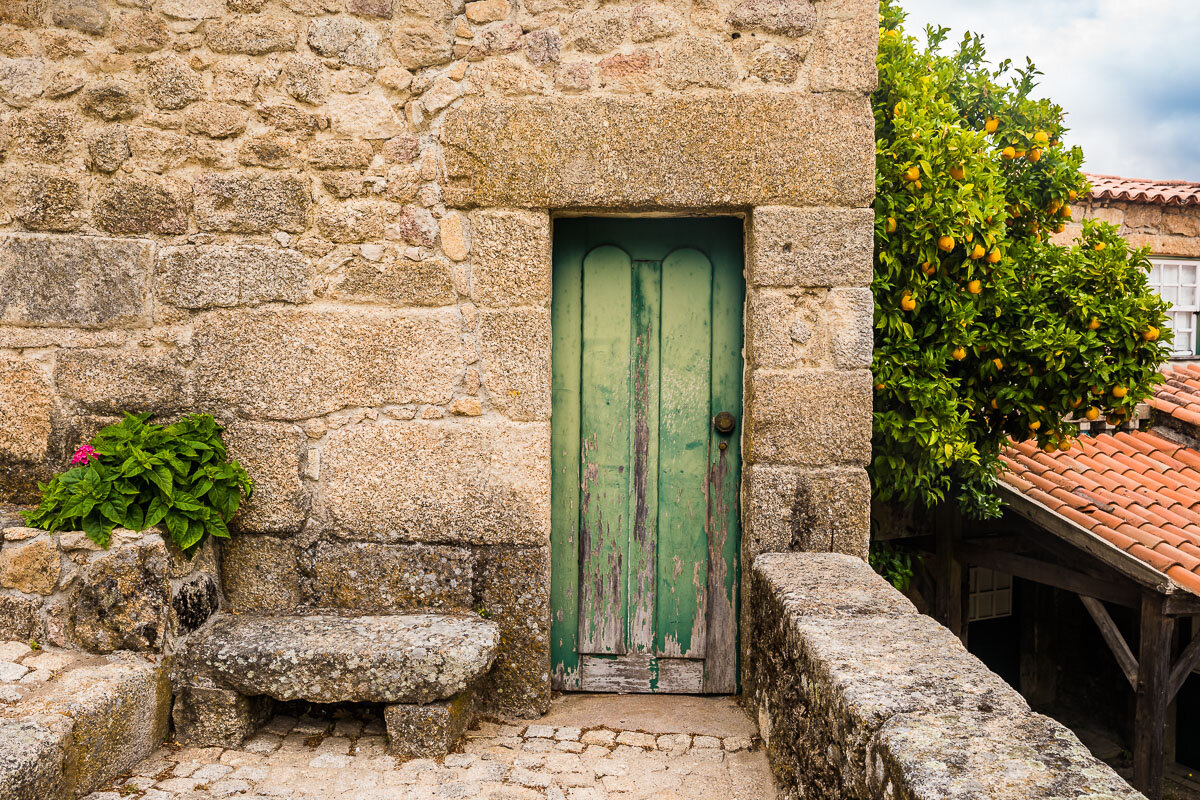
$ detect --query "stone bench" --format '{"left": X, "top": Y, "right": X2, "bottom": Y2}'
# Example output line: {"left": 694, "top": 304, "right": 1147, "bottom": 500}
{"left": 173, "top": 612, "right": 499, "bottom": 757}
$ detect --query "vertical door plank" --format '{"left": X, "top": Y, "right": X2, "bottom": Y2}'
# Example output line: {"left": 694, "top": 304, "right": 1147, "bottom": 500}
{"left": 628, "top": 260, "right": 661, "bottom": 653}
{"left": 579, "top": 245, "right": 633, "bottom": 655}
{"left": 656, "top": 248, "right": 713, "bottom": 659}
{"left": 704, "top": 234, "right": 744, "bottom": 693}
{"left": 550, "top": 233, "right": 584, "bottom": 690}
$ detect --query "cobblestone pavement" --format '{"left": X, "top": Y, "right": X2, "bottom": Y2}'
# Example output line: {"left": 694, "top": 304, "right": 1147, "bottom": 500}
{"left": 85, "top": 695, "right": 777, "bottom": 800}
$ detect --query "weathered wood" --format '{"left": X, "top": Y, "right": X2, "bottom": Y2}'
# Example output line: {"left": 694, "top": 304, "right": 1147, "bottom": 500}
{"left": 550, "top": 218, "right": 744, "bottom": 693}
{"left": 627, "top": 259, "right": 660, "bottom": 654}
{"left": 549, "top": 232, "right": 585, "bottom": 690}
{"left": 1169, "top": 624, "right": 1200, "bottom": 700}
{"left": 703, "top": 235, "right": 744, "bottom": 694}
{"left": 655, "top": 248, "right": 712, "bottom": 660}
{"left": 1018, "top": 582, "right": 1057, "bottom": 708}
{"left": 935, "top": 505, "right": 964, "bottom": 640}
{"left": 997, "top": 483, "right": 1172, "bottom": 593}
{"left": 579, "top": 654, "right": 705, "bottom": 694}
{"left": 1079, "top": 595, "right": 1139, "bottom": 689}
{"left": 578, "top": 244, "right": 633, "bottom": 655}
{"left": 1163, "top": 592, "right": 1200, "bottom": 616}
{"left": 960, "top": 543, "right": 1140, "bottom": 608}
{"left": 1135, "top": 592, "right": 1174, "bottom": 800}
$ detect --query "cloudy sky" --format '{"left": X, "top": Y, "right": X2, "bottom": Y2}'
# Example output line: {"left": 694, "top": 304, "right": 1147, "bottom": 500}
{"left": 895, "top": 0, "right": 1200, "bottom": 181}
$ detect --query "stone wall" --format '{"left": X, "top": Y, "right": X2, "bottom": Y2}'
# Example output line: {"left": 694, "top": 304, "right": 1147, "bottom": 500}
{"left": 1061, "top": 199, "right": 1200, "bottom": 258}
{"left": 0, "top": 0, "right": 877, "bottom": 715}
{"left": 0, "top": 506, "right": 219, "bottom": 654}
{"left": 747, "top": 552, "right": 1144, "bottom": 800}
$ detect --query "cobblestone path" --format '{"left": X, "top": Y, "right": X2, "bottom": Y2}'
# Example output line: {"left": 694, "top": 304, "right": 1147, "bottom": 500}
{"left": 85, "top": 694, "right": 777, "bottom": 800}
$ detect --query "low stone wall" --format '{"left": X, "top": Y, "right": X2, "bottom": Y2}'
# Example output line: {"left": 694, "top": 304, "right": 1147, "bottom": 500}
{"left": 747, "top": 552, "right": 1144, "bottom": 800}
{"left": 0, "top": 505, "right": 219, "bottom": 654}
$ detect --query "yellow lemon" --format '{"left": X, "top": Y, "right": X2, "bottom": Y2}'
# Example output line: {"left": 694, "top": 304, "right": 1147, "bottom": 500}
{"left": 1034, "top": 131, "right": 1050, "bottom": 143}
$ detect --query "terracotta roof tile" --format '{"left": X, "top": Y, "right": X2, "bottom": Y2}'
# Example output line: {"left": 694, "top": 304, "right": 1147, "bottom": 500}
{"left": 1087, "top": 174, "right": 1200, "bottom": 207}
{"left": 1151, "top": 367, "right": 1200, "bottom": 432}
{"left": 1000, "top": 427, "right": 1200, "bottom": 597}
{"left": 1168, "top": 566, "right": 1200, "bottom": 596}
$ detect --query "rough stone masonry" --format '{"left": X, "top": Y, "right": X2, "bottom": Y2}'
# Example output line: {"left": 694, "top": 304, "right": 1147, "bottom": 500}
{"left": 0, "top": 0, "right": 877, "bottom": 716}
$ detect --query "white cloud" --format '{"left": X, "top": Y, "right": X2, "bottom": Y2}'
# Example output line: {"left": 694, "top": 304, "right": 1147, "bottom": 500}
{"left": 893, "top": 0, "right": 1200, "bottom": 180}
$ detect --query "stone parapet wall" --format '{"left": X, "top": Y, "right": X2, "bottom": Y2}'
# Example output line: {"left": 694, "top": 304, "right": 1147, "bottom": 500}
{"left": 747, "top": 552, "right": 1144, "bottom": 800}
{"left": 0, "top": 506, "right": 219, "bottom": 654}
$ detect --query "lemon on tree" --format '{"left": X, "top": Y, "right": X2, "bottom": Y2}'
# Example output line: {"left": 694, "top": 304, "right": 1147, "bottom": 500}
{"left": 872, "top": 0, "right": 1171, "bottom": 518}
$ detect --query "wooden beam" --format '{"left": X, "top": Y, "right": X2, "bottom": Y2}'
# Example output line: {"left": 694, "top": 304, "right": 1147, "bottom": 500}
{"left": 961, "top": 543, "right": 1139, "bottom": 608}
{"left": 1164, "top": 592, "right": 1200, "bottom": 617}
{"left": 1169, "top": 627, "right": 1200, "bottom": 700}
{"left": 997, "top": 484, "right": 1172, "bottom": 593}
{"left": 1079, "top": 595, "right": 1139, "bottom": 689}
{"left": 1135, "top": 592, "right": 1174, "bottom": 800}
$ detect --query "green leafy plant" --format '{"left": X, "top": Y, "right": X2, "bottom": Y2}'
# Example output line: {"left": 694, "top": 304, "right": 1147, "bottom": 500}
{"left": 869, "top": 541, "right": 916, "bottom": 592}
{"left": 23, "top": 413, "right": 253, "bottom": 556}
{"left": 873, "top": 2, "right": 1172, "bottom": 516}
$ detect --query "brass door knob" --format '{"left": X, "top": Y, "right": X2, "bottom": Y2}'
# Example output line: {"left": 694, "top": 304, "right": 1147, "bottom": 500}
{"left": 713, "top": 411, "right": 736, "bottom": 435}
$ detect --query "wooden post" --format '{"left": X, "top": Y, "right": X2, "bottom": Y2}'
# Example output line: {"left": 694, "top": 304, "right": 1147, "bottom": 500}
{"left": 1135, "top": 592, "right": 1174, "bottom": 800}
{"left": 935, "top": 504, "right": 965, "bottom": 640}
{"left": 1019, "top": 582, "right": 1057, "bottom": 708}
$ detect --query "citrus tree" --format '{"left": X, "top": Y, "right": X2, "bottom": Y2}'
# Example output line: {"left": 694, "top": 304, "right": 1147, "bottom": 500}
{"left": 873, "top": 0, "right": 1173, "bottom": 517}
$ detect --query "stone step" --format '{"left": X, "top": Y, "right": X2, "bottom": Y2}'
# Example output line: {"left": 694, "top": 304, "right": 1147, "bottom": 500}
{"left": 174, "top": 611, "right": 500, "bottom": 755}
{"left": 0, "top": 653, "right": 170, "bottom": 800}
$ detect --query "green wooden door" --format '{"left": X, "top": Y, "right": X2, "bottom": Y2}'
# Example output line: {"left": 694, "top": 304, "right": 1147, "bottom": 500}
{"left": 551, "top": 218, "right": 744, "bottom": 694}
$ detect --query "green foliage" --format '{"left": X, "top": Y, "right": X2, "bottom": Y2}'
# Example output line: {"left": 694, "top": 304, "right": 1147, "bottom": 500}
{"left": 873, "top": 2, "right": 1172, "bottom": 515}
{"left": 23, "top": 413, "right": 253, "bottom": 556}
{"left": 869, "top": 541, "right": 916, "bottom": 592}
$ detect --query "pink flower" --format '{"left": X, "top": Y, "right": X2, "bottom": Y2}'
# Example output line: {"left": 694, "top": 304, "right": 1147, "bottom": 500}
{"left": 71, "top": 445, "right": 97, "bottom": 466}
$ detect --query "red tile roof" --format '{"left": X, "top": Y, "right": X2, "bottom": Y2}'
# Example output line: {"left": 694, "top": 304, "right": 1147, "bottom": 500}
{"left": 1000, "top": 431, "right": 1200, "bottom": 596}
{"left": 1148, "top": 362, "right": 1200, "bottom": 427}
{"left": 1086, "top": 174, "right": 1200, "bottom": 207}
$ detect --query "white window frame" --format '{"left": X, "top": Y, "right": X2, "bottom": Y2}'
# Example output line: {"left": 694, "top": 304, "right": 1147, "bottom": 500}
{"left": 968, "top": 567, "right": 1013, "bottom": 622}
{"left": 1149, "top": 257, "right": 1200, "bottom": 357}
